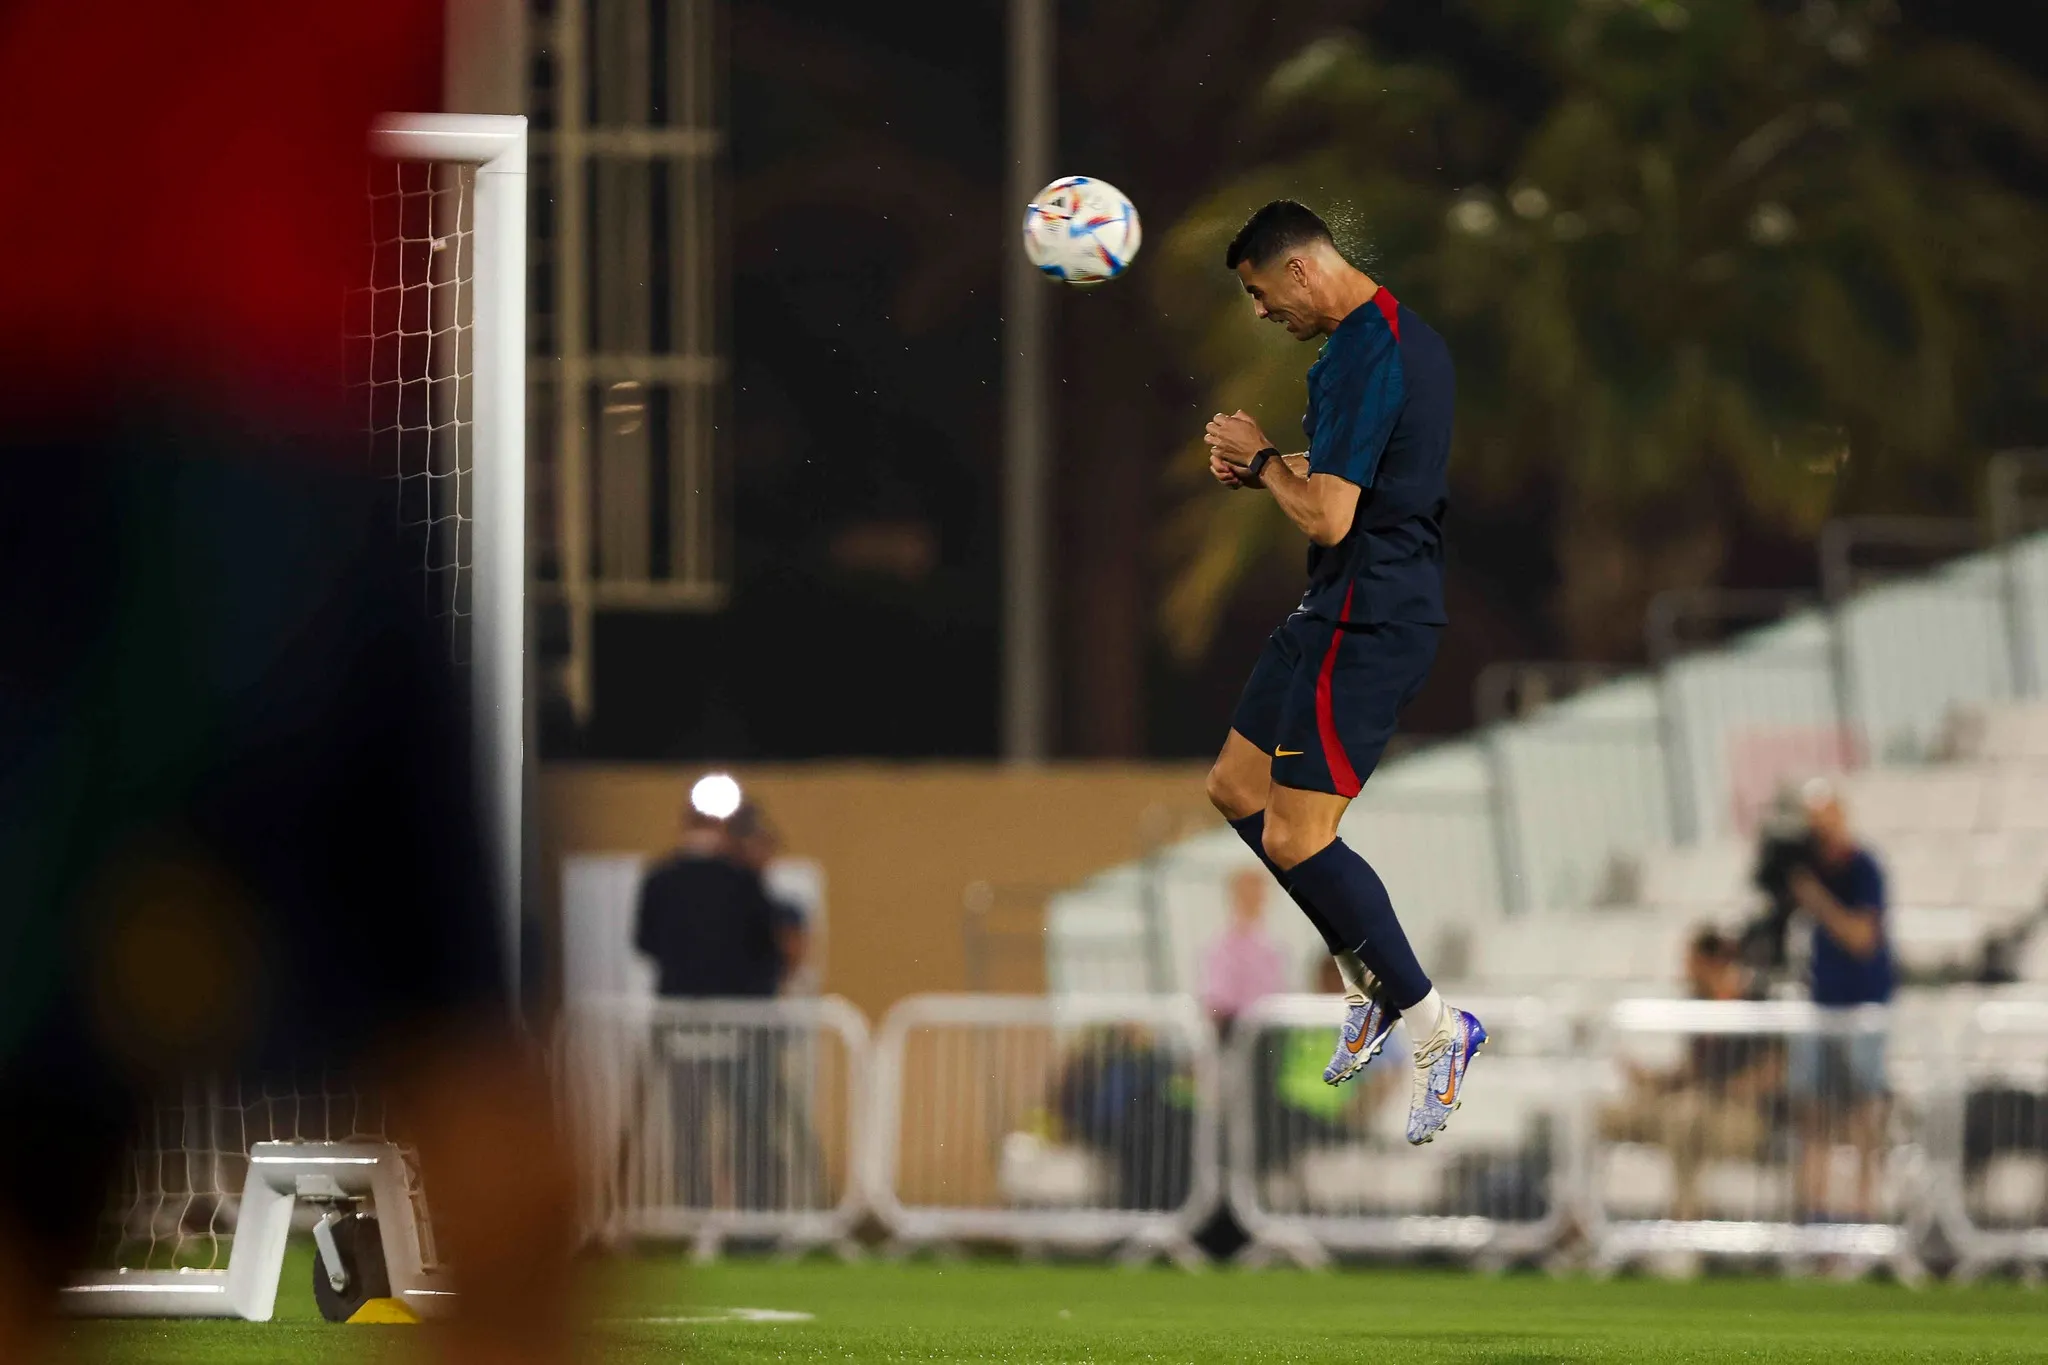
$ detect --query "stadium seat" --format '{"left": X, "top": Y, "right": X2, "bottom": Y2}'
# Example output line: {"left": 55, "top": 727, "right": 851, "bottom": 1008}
{"left": 1983, "top": 767, "right": 2048, "bottom": 831}
{"left": 1293, "top": 1144, "right": 1449, "bottom": 1214}
{"left": 997, "top": 1131, "right": 1109, "bottom": 1208}
{"left": 1841, "top": 766, "right": 1988, "bottom": 838}
{"left": 1956, "top": 702, "right": 2048, "bottom": 764}
{"left": 1970, "top": 831, "right": 2048, "bottom": 916}
{"left": 1465, "top": 913, "right": 1692, "bottom": 985}
{"left": 2017, "top": 932, "right": 2048, "bottom": 984}
{"left": 1597, "top": 1143, "right": 1675, "bottom": 1220}
{"left": 1879, "top": 832, "right": 1978, "bottom": 908}
{"left": 1975, "top": 1155, "right": 2048, "bottom": 1228}
{"left": 1636, "top": 841, "right": 1753, "bottom": 915}
{"left": 1889, "top": 906, "right": 1990, "bottom": 976}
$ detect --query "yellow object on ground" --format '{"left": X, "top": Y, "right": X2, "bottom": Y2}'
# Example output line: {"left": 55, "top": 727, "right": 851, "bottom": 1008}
{"left": 346, "top": 1297, "right": 420, "bottom": 1325}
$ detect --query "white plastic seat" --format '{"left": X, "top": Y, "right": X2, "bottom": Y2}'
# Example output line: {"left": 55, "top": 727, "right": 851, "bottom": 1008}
{"left": 1984, "top": 766, "right": 2048, "bottom": 831}
{"left": 1965, "top": 703, "right": 2048, "bottom": 763}
{"left": 1842, "top": 766, "right": 1988, "bottom": 837}
{"left": 1888, "top": 906, "right": 1987, "bottom": 975}
{"left": 1636, "top": 841, "right": 1753, "bottom": 913}
{"left": 1971, "top": 830, "right": 2048, "bottom": 915}
{"left": 1878, "top": 832, "right": 1977, "bottom": 907}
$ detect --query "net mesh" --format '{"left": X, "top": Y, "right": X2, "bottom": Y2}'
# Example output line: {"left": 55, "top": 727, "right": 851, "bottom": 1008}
{"left": 92, "top": 1080, "right": 438, "bottom": 1273}
{"left": 345, "top": 159, "right": 478, "bottom": 667}
{"left": 85, "top": 157, "right": 476, "bottom": 1278}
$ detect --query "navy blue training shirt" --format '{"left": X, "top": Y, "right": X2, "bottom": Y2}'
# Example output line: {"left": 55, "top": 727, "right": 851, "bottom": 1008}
{"left": 1299, "top": 288, "right": 1453, "bottom": 625}
{"left": 1810, "top": 848, "right": 1894, "bottom": 1007}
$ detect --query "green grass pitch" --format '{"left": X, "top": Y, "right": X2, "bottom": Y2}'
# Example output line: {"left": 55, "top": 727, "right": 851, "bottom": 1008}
{"left": 64, "top": 1247, "right": 2048, "bottom": 1363}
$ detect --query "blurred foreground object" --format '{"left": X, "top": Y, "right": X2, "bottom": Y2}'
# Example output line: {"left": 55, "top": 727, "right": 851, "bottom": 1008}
{"left": 0, "top": 2, "right": 573, "bottom": 1362}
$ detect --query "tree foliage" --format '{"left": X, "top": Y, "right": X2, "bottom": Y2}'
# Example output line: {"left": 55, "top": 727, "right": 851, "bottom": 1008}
{"left": 1159, "top": 0, "right": 2048, "bottom": 660}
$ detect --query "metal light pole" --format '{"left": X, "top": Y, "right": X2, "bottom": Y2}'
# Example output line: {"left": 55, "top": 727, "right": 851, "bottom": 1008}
{"left": 1002, "top": 0, "right": 1053, "bottom": 763}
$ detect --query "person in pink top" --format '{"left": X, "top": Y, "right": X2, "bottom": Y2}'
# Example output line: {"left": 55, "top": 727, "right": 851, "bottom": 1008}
{"left": 1203, "top": 868, "right": 1292, "bottom": 1038}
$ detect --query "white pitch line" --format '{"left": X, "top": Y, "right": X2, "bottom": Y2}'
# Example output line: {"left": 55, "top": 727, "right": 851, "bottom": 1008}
{"left": 607, "top": 1307, "right": 815, "bottom": 1326}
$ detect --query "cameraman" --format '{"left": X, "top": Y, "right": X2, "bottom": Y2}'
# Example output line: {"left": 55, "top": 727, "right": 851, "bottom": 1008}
{"left": 1784, "top": 779, "right": 1894, "bottom": 1223}
{"left": 1743, "top": 783, "right": 1817, "bottom": 974}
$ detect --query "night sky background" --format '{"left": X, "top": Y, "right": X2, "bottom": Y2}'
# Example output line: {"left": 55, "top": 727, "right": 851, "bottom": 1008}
{"left": 551, "top": 0, "right": 2048, "bottom": 764}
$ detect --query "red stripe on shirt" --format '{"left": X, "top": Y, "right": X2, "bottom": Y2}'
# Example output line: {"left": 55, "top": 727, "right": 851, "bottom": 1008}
{"left": 1314, "top": 584, "right": 1363, "bottom": 798}
{"left": 1372, "top": 287, "right": 1400, "bottom": 340}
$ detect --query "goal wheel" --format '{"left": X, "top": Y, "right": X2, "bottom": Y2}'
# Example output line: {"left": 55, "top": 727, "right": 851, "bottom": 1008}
{"left": 312, "top": 1211, "right": 393, "bottom": 1323}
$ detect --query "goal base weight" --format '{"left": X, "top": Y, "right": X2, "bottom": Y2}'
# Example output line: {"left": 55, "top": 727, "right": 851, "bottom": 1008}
{"left": 61, "top": 1141, "right": 453, "bottom": 1322}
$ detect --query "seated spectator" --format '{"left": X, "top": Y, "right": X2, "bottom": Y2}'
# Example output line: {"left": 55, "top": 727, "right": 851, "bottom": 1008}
{"left": 1787, "top": 778, "right": 1893, "bottom": 1223}
{"left": 1598, "top": 930, "right": 1783, "bottom": 1221}
{"left": 1052, "top": 1025, "right": 1194, "bottom": 1211}
{"left": 1201, "top": 868, "right": 1289, "bottom": 1039}
{"left": 1258, "top": 958, "right": 1405, "bottom": 1172}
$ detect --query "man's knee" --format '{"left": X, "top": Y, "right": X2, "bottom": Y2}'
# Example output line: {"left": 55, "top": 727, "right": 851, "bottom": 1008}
{"left": 1206, "top": 761, "right": 1260, "bottom": 821}
{"left": 1260, "top": 810, "right": 1332, "bottom": 871}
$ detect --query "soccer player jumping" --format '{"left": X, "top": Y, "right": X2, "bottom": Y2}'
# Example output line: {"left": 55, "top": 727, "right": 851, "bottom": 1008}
{"left": 1201, "top": 201, "right": 1482, "bottom": 1145}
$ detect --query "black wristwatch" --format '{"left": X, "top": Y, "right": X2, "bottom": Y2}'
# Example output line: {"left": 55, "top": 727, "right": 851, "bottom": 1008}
{"left": 1245, "top": 447, "right": 1280, "bottom": 486}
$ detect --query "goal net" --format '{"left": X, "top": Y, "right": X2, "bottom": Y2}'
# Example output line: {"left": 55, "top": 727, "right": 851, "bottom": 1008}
{"left": 63, "top": 113, "right": 526, "bottom": 1320}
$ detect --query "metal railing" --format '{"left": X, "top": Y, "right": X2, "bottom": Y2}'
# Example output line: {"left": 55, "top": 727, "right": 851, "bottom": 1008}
{"left": 1585, "top": 998, "right": 1928, "bottom": 1277}
{"left": 529, "top": 988, "right": 2048, "bottom": 1277}
{"left": 554, "top": 994, "right": 869, "bottom": 1257}
{"left": 1931, "top": 999, "right": 2048, "bottom": 1279}
{"left": 865, "top": 993, "right": 1221, "bottom": 1265}
{"left": 1224, "top": 995, "right": 1576, "bottom": 1268}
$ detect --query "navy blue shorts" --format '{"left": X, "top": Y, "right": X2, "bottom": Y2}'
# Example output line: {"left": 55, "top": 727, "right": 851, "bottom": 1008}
{"left": 1230, "top": 614, "right": 1440, "bottom": 797}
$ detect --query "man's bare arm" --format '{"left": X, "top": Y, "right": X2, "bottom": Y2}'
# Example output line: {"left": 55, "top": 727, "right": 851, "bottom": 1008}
{"left": 1791, "top": 869, "right": 1882, "bottom": 960}
{"left": 1204, "top": 411, "right": 1359, "bottom": 544}
{"left": 1259, "top": 459, "right": 1362, "bottom": 547}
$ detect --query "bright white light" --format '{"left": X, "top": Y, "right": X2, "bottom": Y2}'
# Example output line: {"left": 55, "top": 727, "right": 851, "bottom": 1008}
{"left": 691, "top": 773, "right": 743, "bottom": 820}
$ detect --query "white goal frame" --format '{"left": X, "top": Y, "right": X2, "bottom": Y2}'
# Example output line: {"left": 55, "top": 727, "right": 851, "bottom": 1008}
{"left": 369, "top": 112, "right": 530, "bottom": 997}
{"left": 59, "top": 112, "right": 527, "bottom": 1322}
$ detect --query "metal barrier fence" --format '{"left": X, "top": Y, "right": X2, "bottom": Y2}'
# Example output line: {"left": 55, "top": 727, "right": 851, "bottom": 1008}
{"left": 538, "top": 989, "right": 2048, "bottom": 1277}
{"left": 1932, "top": 999, "right": 2048, "bottom": 1279}
{"left": 865, "top": 993, "right": 1220, "bottom": 1265}
{"left": 1225, "top": 995, "right": 1575, "bottom": 1269}
{"left": 554, "top": 995, "right": 869, "bottom": 1258}
{"left": 1586, "top": 999, "right": 1927, "bottom": 1278}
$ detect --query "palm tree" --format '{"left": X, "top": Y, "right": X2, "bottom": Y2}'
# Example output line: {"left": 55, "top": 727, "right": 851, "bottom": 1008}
{"left": 1159, "top": 0, "right": 2048, "bottom": 661}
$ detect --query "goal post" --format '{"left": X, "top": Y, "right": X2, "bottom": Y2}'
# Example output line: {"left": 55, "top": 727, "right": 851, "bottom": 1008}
{"left": 60, "top": 112, "right": 528, "bottom": 1322}
{"left": 367, "top": 111, "right": 529, "bottom": 1000}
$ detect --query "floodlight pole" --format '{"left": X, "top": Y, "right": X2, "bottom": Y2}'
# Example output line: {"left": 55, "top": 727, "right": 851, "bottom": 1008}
{"left": 1002, "top": 0, "right": 1053, "bottom": 763}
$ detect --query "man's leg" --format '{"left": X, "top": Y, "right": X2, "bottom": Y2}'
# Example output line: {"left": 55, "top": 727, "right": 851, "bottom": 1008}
{"left": 1206, "top": 729, "right": 1366, "bottom": 993}
{"left": 1263, "top": 781, "right": 1482, "bottom": 1144}
{"left": 1262, "top": 783, "right": 1434, "bottom": 1017}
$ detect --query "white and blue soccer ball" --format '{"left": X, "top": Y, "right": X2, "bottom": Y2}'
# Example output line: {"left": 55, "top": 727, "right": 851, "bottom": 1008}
{"left": 1022, "top": 176, "right": 1141, "bottom": 285}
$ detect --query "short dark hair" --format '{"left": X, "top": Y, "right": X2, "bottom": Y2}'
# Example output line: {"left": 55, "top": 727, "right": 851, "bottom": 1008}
{"left": 1224, "top": 200, "right": 1334, "bottom": 270}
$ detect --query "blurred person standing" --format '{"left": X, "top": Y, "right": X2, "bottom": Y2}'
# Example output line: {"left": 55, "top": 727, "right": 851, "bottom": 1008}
{"left": 633, "top": 780, "right": 806, "bottom": 1000}
{"left": 633, "top": 781, "right": 808, "bottom": 1211}
{"left": 1201, "top": 868, "right": 1289, "bottom": 1039}
{"left": 0, "top": 3, "right": 575, "bottom": 1361}
{"left": 1786, "top": 779, "right": 1894, "bottom": 1223}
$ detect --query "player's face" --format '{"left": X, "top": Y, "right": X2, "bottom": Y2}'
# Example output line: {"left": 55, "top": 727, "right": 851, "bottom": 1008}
{"left": 1235, "top": 258, "right": 1316, "bottom": 339}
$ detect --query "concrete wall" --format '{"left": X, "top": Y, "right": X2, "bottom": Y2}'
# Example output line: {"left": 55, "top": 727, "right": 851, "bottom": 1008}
{"left": 539, "top": 763, "right": 1210, "bottom": 1021}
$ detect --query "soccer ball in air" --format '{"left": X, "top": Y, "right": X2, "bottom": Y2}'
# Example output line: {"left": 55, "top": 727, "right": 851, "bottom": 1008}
{"left": 1022, "top": 176, "right": 1141, "bottom": 285}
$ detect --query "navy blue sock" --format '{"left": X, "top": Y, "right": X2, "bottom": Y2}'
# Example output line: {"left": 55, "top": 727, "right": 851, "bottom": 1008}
{"left": 1227, "top": 811, "right": 1345, "bottom": 955}
{"left": 1282, "top": 837, "right": 1432, "bottom": 1009}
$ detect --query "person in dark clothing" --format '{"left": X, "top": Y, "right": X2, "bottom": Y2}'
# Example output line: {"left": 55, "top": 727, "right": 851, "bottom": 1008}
{"left": 631, "top": 784, "right": 808, "bottom": 1211}
{"left": 1786, "top": 779, "right": 1894, "bottom": 1223}
{"left": 633, "top": 794, "right": 803, "bottom": 1000}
